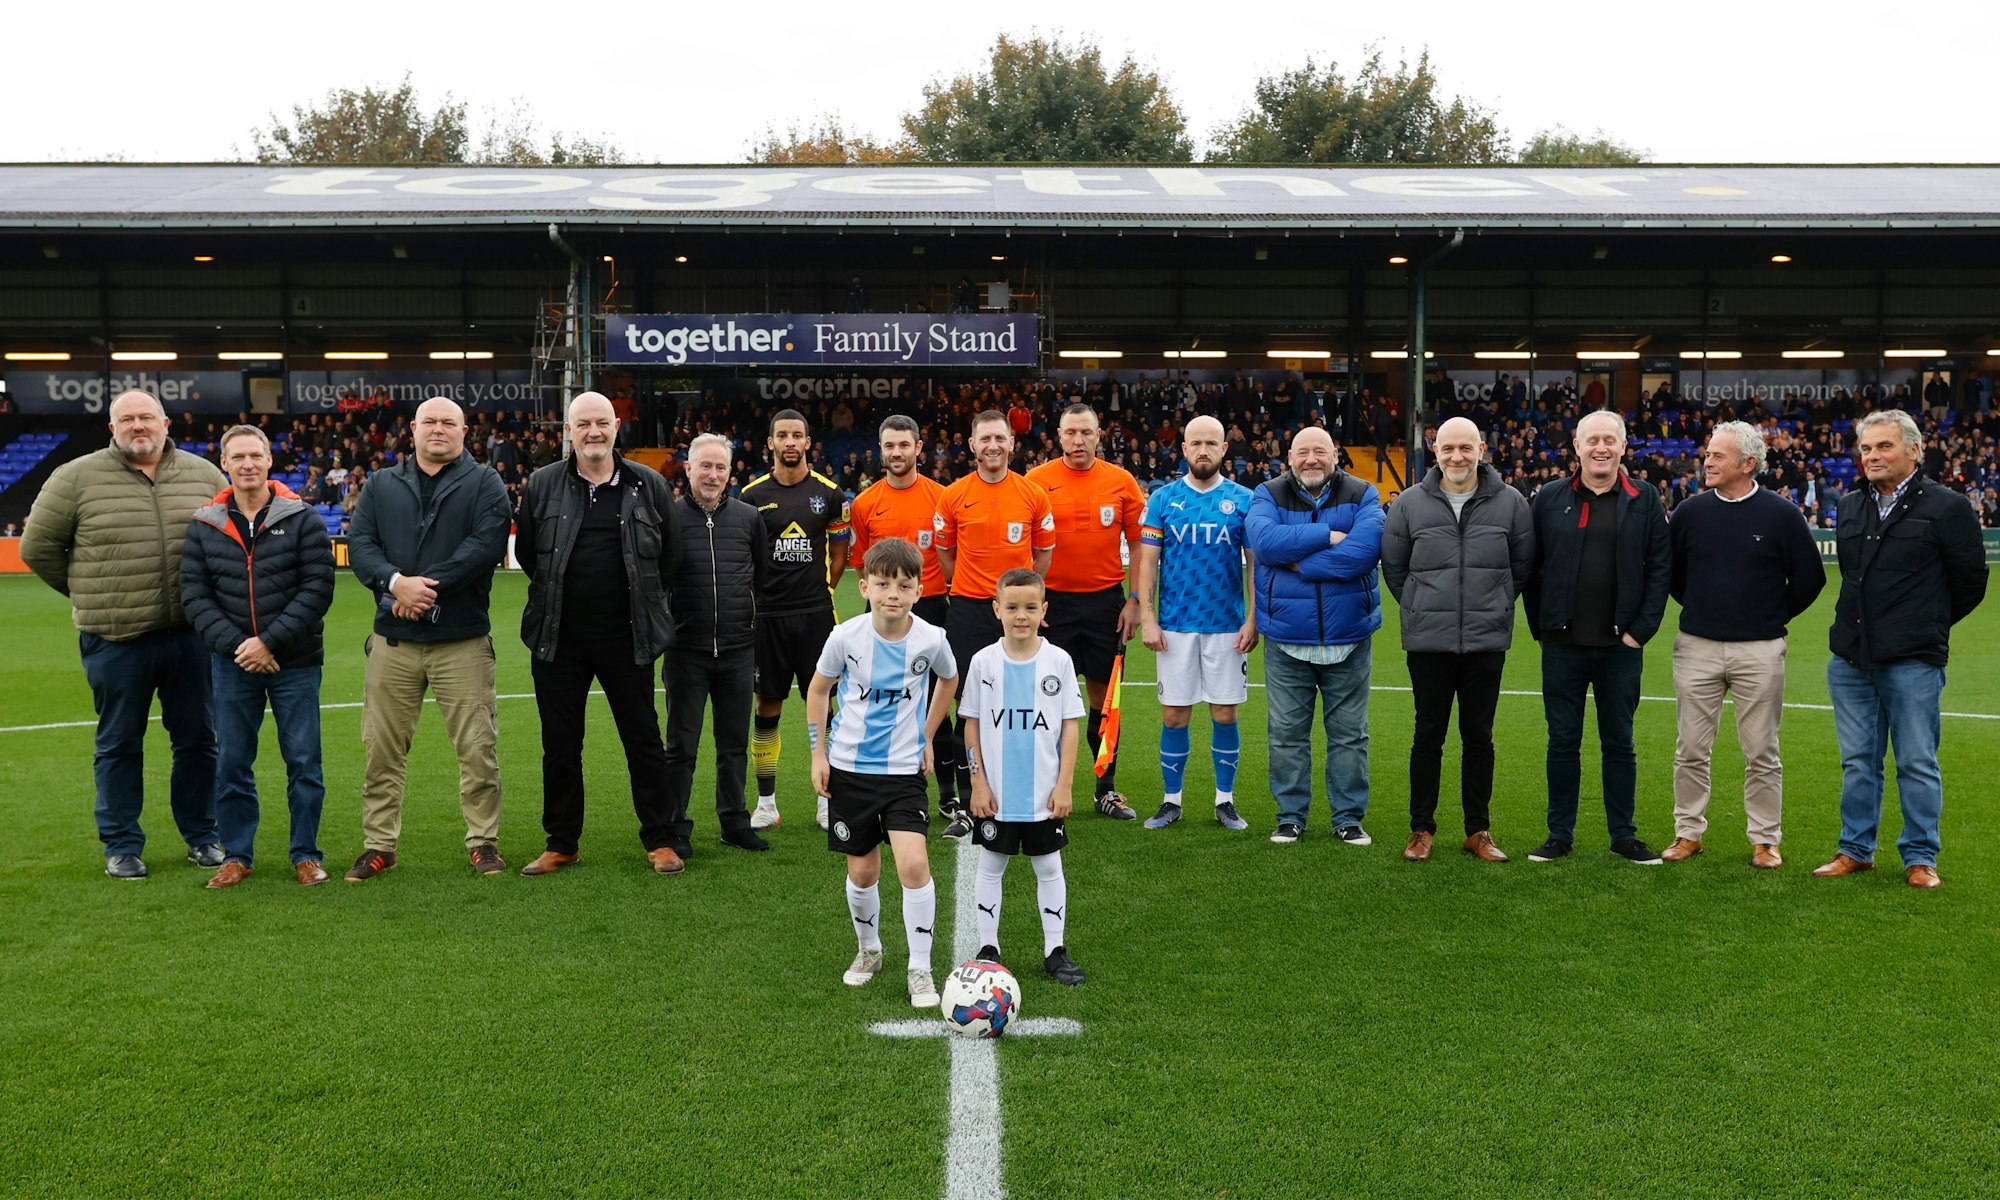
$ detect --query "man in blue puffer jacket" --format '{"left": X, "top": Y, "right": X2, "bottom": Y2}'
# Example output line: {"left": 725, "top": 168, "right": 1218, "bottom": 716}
{"left": 1246, "top": 425, "right": 1385, "bottom": 846}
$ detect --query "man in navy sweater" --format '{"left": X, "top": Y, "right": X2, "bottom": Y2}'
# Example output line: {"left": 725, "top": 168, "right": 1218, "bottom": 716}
{"left": 1663, "top": 421, "right": 1824, "bottom": 869}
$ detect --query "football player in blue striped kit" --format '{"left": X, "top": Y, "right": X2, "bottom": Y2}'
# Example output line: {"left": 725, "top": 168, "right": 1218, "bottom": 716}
{"left": 963, "top": 568, "right": 1090, "bottom": 986}
{"left": 807, "top": 538, "right": 960, "bottom": 1008}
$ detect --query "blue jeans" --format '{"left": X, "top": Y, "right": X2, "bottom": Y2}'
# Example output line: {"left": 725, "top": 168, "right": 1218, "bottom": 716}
{"left": 1827, "top": 656, "right": 1945, "bottom": 868}
{"left": 212, "top": 658, "right": 325, "bottom": 868}
{"left": 79, "top": 629, "right": 217, "bottom": 857}
{"left": 1541, "top": 641, "right": 1644, "bottom": 843}
{"left": 1265, "top": 640, "right": 1372, "bottom": 829}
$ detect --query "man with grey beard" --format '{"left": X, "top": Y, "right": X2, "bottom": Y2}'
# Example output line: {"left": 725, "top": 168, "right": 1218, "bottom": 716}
{"left": 23, "top": 389, "right": 227, "bottom": 879}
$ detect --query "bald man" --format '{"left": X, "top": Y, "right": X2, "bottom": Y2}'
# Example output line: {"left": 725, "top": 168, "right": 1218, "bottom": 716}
{"left": 1135, "top": 416, "right": 1259, "bottom": 830}
{"left": 1246, "top": 423, "right": 1385, "bottom": 846}
{"left": 1522, "top": 409, "right": 1671, "bottom": 865}
{"left": 23, "top": 390, "right": 227, "bottom": 879}
{"left": 516, "top": 393, "right": 681, "bottom": 875}
{"left": 1379, "top": 417, "right": 1534, "bottom": 863}
{"left": 345, "top": 396, "right": 514, "bottom": 880}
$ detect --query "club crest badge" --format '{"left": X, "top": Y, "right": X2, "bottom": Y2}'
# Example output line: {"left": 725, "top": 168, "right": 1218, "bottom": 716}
{"left": 1040, "top": 674, "right": 1062, "bottom": 696}
{"left": 1219, "top": 499, "right": 1237, "bottom": 515}
{"left": 809, "top": 495, "right": 826, "bottom": 514}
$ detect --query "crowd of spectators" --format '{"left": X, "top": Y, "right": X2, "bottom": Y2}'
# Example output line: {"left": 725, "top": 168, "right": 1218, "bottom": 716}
{"left": 59, "top": 373, "right": 2000, "bottom": 536}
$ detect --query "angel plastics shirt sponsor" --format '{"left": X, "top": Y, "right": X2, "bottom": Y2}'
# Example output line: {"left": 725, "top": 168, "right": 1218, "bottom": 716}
{"left": 741, "top": 469, "right": 850, "bottom": 617}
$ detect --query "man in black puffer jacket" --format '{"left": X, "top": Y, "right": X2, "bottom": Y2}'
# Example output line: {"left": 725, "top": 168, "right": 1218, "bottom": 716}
{"left": 515, "top": 392, "right": 682, "bottom": 876}
{"left": 1380, "top": 417, "right": 1534, "bottom": 864}
{"left": 180, "top": 425, "right": 336, "bottom": 888}
{"left": 663, "top": 433, "right": 774, "bottom": 855}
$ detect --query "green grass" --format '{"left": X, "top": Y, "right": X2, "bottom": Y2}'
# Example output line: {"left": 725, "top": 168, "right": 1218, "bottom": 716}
{"left": 1, "top": 568, "right": 1995, "bottom": 1199}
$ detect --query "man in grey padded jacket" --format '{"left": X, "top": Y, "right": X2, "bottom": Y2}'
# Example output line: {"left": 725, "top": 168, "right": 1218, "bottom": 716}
{"left": 1379, "top": 417, "right": 1535, "bottom": 864}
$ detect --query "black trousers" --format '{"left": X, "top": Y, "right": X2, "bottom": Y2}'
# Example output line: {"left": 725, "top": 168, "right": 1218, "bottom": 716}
{"left": 1406, "top": 650, "right": 1507, "bottom": 836}
{"left": 662, "top": 645, "right": 756, "bottom": 851}
{"left": 531, "top": 636, "right": 674, "bottom": 855}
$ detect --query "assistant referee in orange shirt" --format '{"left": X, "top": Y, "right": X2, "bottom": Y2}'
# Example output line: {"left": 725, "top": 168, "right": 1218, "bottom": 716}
{"left": 848, "top": 413, "right": 958, "bottom": 815}
{"left": 1027, "top": 403, "right": 1148, "bottom": 820}
{"left": 932, "top": 409, "right": 1055, "bottom": 838}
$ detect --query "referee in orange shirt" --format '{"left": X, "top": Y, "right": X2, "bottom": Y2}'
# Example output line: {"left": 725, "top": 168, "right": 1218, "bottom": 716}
{"left": 848, "top": 414, "right": 959, "bottom": 815}
{"left": 1028, "top": 403, "right": 1148, "bottom": 820}
{"left": 932, "top": 408, "right": 1055, "bottom": 838}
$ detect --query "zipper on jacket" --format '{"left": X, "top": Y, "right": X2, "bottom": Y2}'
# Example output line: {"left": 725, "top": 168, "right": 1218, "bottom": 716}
{"left": 707, "top": 512, "right": 719, "bottom": 658}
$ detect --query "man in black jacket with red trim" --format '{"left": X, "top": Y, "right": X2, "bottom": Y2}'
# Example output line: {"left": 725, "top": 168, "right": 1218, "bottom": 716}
{"left": 515, "top": 392, "right": 681, "bottom": 876}
{"left": 180, "top": 424, "right": 336, "bottom": 888}
{"left": 1522, "top": 410, "right": 1671, "bottom": 865}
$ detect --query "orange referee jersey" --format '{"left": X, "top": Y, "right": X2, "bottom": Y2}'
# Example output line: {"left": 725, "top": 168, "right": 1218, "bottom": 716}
{"left": 1026, "top": 456, "right": 1146, "bottom": 593}
{"left": 849, "top": 472, "right": 948, "bottom": 597}
{"left": 932, "top": 470, "right": 1055, "bottom": 600}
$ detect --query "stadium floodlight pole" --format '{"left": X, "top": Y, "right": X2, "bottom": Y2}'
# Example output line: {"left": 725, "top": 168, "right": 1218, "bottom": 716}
{"left": 548, "top": 224, "right": 593, "bottom": 405}
{"left": 1406, "top": 229, "right": 1464, "bottom": 484}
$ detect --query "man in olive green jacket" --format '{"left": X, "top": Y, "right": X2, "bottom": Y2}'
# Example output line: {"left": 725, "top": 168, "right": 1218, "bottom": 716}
{"left": 21, "top": 390, "right": 228, "bottom": 880}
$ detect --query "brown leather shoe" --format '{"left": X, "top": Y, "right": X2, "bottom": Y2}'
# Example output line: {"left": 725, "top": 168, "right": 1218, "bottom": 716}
{"left": 1812, "top": 853, "right": 1874, "bottom": 877}
{"left": 295, "top": 859, "right": 330, "bottom": 886}
{"left": 205, "top": 861, "right": 252, "bottom": 889}
{"left": 1750, "top": 844, "right": 1782, "bottom": 870}
{"left": 1403, "top": 830, "right": 1434, "bottom": 862}
{"left": 1463, "top": 831, "right": 1508, "bottom": 862}
{"left": 1906, "top": 864, "right": 1941, "bottom": 889}
{"left": 520, "top": 851, "right": 580, "bottom": 877}
{"left": 648, "top": 847, "right": 686, "bottom": 875}
{"left": 1661, "top": 837, "right": 1703, "bottom": 863}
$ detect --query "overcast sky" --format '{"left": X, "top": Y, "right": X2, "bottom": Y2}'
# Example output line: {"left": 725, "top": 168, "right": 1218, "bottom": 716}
{"left": 8, "top": 0, "right": 1991, "bottom": 165}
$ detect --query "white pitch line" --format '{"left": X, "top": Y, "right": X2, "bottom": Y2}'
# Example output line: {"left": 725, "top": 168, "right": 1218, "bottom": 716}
{"left": 6, "top": 683, "right": 1997, "bottom": 736}
{"left": 870, "top": 1017, "right": 1082, "bottom": 1039}
{"left": 944, "top": 834, "right": 1004, "bottom": 1200}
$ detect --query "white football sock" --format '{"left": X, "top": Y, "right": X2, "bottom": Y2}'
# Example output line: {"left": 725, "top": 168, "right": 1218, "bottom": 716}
{"left": 975, "top": 848, "right": 1009, "bottom": 953}
{"left": 903, "top": 880, "right": 936, "bottom": 970}
{"left": 845, "top": 880, "right": 882, "bottom": 951}
{"left": 1215, "top": 790, "right": 1234, "bottom": 807}
{"left": 1031, "top": 850, "right": 1067, "bottom": 957}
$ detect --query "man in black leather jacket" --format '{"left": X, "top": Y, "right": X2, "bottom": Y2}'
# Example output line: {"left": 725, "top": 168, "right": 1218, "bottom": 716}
{"left": 515, "top": 392, "right": 681, "bottom": 876}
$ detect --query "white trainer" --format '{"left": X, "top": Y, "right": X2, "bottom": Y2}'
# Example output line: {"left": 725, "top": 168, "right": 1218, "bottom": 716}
{"left": 750, "top": 802, "right": 780, "bottom": 830}
{"left": 907, "top": 967, "right": 940, "bottom": 1009}
{"left": 843, "top": 948, "right": 884, "bottom": 986}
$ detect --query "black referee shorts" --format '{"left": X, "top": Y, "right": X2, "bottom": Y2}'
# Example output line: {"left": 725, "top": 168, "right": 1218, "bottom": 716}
{"left": 1044, "top": 584, "right": 1125, "bottom": 682}
{"left": 755, "top": 608, "right": 836, "bottom": 702}
{"left": 945, "top": 596, "right": 1002, "bottom": 691}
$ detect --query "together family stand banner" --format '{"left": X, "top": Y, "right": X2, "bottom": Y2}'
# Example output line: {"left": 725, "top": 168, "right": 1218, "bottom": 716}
{"left": 607, "top": 314, "right": 1038, "bottom": 368}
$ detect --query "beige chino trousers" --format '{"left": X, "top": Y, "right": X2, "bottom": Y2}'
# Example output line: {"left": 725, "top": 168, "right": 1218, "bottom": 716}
{"left": 360, "top": 634, "right": 502, "bottom": 852}
{"left": 1671, "top": 633, "right": 1786, "bottom": 845}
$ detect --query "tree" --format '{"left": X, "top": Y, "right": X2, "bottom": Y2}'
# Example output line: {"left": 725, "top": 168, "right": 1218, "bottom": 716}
{"left": 247, "top": 76, "right": 469, "bottom": 164}
{"left": 748, "top": 117, "right": 911, "bottom": 164}
{"left": 900, "top": 34, "right": 1191, "bottom": 162}
{"left": 1211, "top": 48, "right": 1508, "bottom": 164}
{"left": 1517, "top": 126, "right": 1647, "bottom": 166}
{"left": 247, "top": 77, "right": 625, "bottom": 165}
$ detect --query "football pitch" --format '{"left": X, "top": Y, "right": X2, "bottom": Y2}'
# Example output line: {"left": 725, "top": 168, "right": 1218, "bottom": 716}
{"left": 1, "top": 569, "right": 1995, "bottom": 1199}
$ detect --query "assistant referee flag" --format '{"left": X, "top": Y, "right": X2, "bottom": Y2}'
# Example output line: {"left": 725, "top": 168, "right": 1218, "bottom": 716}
{"left": 1093, "top": 653, "right": 1123, "bottom": 778}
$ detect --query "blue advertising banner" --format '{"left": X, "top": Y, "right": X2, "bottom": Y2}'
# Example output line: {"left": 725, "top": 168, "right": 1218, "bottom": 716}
{"left": 5, "top": 370, "right": 245, "bottom": 414}
{"left": 607, "top": 314, "right": 1038, "bottom": 368}
{"left": 284, "top": 370, "right": 536, "bottom": 414}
